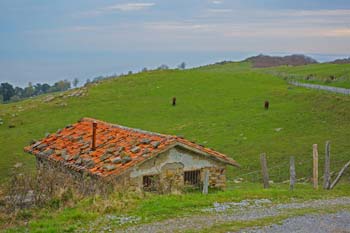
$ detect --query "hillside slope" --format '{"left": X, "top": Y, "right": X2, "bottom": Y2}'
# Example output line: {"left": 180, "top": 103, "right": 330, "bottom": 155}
{"left": 262, "top": 63, "right": 350, "bottom": 88}
{"left": 0, "top": 62, "right": 350, "bottom": 181}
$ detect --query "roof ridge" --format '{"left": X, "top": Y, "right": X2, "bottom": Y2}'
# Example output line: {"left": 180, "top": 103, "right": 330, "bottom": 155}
{"left": 81, "top": 117, "right": 175, "bottom": 139}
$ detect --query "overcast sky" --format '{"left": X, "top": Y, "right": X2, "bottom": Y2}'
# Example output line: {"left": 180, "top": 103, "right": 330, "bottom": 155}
{"left": 1, "top": 0, "right": 350, "bottom": 86}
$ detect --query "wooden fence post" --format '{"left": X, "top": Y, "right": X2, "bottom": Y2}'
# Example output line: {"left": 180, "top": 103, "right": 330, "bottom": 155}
{"left": 323, "top": 141, "right": 331, "bottom": 190}
{"left": 260, "top": 153, "right": 269, "bottom": 189}
{"left": 330, "top": 161, "right": 350, "bottom": 189}
{"left": 202, "top": 170, "right": 209, "bottom": 194}
{"left": 290, "top": 156, "right": 296, "bottom": 190}
{"left": 313, "top": 144, "right": 319, "bottom": 190}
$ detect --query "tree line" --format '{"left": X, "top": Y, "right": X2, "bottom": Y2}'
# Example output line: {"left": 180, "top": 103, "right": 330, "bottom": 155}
{"left": 0, "top": 79, "right": 76, "bottom": 103}
{"left": 0, "top": 62, "right": 186, "bottom": 103}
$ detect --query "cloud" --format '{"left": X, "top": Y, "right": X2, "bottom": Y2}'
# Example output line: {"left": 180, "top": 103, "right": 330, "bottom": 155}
{"left": 76, "top": 2, "right": 155, "bottom": 17}
{"left": 280, "top": 9, "right": 350, "bottom": 17}
{"left": 104, "top": 3, "right": 155, "bottom": 12}
{"left": 145, "top": 22, "right": 212, "bottom": 31}
{"left": 323, "top": 28, "right": 350, "bottom": 37}
{"left": 207, "top": 8, "right": 233, "bottom": 13}
{"left": 211, "top": 0, "right": 223, "bottom": 4}
{"left": 222, "top": 27, "right": 350, "bottom": 38}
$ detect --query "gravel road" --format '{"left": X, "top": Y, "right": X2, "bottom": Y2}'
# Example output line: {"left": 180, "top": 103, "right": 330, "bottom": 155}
{"left": 240, "top": 211, "right": 350, "bottom": 233}
{"left": 116, "top": 197, "right": 350, "bottom": 233}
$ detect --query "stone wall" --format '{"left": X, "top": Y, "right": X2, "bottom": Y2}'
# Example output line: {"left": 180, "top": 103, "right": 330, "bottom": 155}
{"left": 206, "top": 166, "right": 226, "bottom": 189}
{"left": 128, "top": 146, "right": 227, "bottom": 193}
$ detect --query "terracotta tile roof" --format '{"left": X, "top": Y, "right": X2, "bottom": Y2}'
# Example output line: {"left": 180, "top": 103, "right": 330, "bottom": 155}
{"left": 24, "top": 118, "right": 239, "bottom": 177}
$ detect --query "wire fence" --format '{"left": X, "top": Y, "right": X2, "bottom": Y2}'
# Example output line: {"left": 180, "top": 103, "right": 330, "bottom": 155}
{"left": 234, "top": 158, "right": 350, "bottom": 184}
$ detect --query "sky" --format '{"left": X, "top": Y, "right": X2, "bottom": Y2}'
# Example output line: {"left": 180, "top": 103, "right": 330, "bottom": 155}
{"left": 1, "top": 0, "right": 350, "bottom": 87}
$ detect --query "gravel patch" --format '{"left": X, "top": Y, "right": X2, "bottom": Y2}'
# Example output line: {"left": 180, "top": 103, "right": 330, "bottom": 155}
{"left": 111, "top": 197, "right": 350, "bottom": 233}
{"left": 240, "top": 211, "right": 350, "bottom": 233}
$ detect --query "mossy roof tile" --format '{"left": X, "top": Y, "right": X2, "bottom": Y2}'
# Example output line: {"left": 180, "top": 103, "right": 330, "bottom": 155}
{"left": 24, "top": 118, "right": 239, "bottom": 177}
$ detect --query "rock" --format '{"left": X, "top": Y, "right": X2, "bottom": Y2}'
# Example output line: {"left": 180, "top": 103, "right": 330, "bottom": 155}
{"left": 130, "top": 146, "right": 140, "bottom": 153}
{"left": 36, "top": 143, "right": 48, "bottom": 150}
{"left": 122, "top": 156, "right": 132, "bottom": 164}
{"left": 140, "top": 138, "right": 151, "bottom": 144}
{"left": 143, "top": 148, "right": 150, "bottom": 154}
{"left": 106, "top": 148, "right": 115, "bottom": 153}
{"left": 43, "top": 149, "right": 54, "bottom": 156}
{"left": 32, "top": 141, "right": 42, "bottom": 148}
{"left": 151, "top": 141, "right": 160, "bottom": 148}
{"left": 61, "top": 150, "right": 70, "bottom": 161}
{"left": 81, "top": 143, "right": 90, "bottom": 150}
{"left": 14, "top": 163, "right": 23, "bottom": 168}
{"left": 107, "top": 143, "right": 116, "bottom": 148}
{"left": 76, "top": 158, "right": 82, "bottom": 165}
{"left": 72, "top": 154, "right": 80, "bottom": 160}
{"left": 38, "top": 152, "right": 45, "bottom": 157}
{"left": 100, "top": 153, "right": 112, "bottom": 161}
{"left": 83, "top": 159, "right": 95, "bottom": 168}
{"left": 142, "top": 148, "right": 150, "bottom": 157}
{"left": 43, "top": 95, "right": 55, "bottom": 103}
{"left": 111, "top": 157, "right": 122, "bottom": 164}
{"left": 117, "top": 146, "right": 125, "bottom": 152}
{"left": 275, "top": 128, "right": 283, "bottom": 132}
{"left": 254, "top": 199, "right": 272, "bottom": 205}
{"left": 104, "top": 164, "right": 116, "bottom": 171}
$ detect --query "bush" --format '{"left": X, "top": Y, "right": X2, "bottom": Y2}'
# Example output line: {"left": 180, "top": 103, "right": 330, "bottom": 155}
{"left": 2, "top": 167, "right": 78, "bottom": 213}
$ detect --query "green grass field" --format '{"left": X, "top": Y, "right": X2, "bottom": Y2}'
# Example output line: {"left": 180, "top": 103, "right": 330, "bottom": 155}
{"left": 262, "top": 63, "right": 350, "bottom": 88}
{"left": 1, "top": 61, "right": 350, "bottom": 182}
{"left": 1, "top": 61, "right": 350, "bottom": 232}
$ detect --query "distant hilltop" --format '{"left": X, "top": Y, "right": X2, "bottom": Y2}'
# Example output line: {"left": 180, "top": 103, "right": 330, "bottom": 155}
{"left": 245, "top": 54, "right": 318, "bottom": 68}
{"left": 244, "top": 54, "right": 350, "bottom": 68}
{"left": 329, "top": 57, "right": 350, "bottom": 64}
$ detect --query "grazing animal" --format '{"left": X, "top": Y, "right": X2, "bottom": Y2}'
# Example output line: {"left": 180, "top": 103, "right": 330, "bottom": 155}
{"left": 264, "top": 100, "right": 269, "bottom": 110}
{"left": 172, "top": 97, "right": 176, "bottom": 106}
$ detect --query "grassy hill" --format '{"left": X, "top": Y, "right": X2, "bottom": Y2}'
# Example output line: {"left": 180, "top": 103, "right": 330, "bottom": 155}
{"left": 0, "top": 61, "right": 350, "bottom": 182}
{"left": 262, "top": 63, "right": 350, "bottom": 88}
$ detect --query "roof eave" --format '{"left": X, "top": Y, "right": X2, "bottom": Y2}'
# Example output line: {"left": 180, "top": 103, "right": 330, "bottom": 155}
{"left": 174, "top": 142, "right": 240, "bottom": 167}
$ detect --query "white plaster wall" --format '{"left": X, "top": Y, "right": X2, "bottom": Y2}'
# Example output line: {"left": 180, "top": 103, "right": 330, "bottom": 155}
{"left": 130, "top": 147, "right": 220, "bottom": 178}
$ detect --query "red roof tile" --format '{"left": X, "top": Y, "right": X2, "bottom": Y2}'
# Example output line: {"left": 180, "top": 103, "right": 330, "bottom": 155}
{"left": 24, "top": 118, "right": 239, "bottom": 177}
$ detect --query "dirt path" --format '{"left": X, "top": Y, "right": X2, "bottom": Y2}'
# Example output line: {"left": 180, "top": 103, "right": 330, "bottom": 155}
{"left": 240, "top": 211, "right": 350, "bottom": 233}
{"left": 289, "top": 81, "right": 350, "bottom": 95}
{"left": 116, "top": 197, "right": 350, "bottom": 233}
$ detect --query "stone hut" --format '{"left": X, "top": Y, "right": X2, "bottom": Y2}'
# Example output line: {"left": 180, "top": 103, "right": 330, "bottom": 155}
{"left": 24, "top": 118, "right": 239, "bottom": 193}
